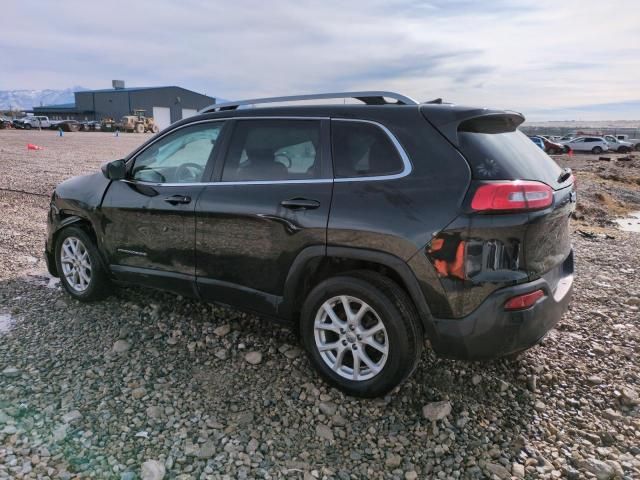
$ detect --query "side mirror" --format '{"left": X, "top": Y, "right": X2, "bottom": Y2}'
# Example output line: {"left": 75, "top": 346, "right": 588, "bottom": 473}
{"left": 101, "top": 159, "right": 127, "bottom": 180}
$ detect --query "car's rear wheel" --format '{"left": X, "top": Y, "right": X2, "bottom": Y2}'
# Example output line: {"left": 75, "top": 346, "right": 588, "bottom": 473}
{"left": 55, "top": 226, "right": 111, "bottom": 301}
{"left": 300, "top": 272, "right": 423, "bottom": 398}
{"left": 592, "top": 146, "right": 603, "bottom": 154}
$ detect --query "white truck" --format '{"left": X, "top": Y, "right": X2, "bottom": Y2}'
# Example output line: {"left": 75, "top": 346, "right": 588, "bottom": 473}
{"left": 16, "top": 115, "right": 53, "bottom": 130}
{"left": 613, "top": 134, "right": 640, "bottom": 151}
{"left": 603, "top": 135, "right": 635, "bottom": 153}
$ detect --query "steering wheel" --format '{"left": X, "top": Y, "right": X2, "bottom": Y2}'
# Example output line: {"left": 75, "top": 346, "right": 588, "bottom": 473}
{"left": 275, "top": 153, "right": 292, "bottom": 168}
{"left": 175, "top": 162, "right": 205, "bottom": 182}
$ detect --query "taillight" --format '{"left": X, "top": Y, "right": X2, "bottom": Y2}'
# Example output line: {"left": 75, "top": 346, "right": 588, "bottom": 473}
{"left": 471, "top": 181, "right": 553, "bottom": 212}
{"left": 504, "top": 289, "right": 545, "bottom": 311}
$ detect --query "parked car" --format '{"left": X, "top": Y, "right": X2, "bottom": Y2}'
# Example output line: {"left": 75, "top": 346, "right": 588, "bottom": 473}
{"left": 603, "top": 135, "right": 634, "bottom": 153}
{"left": 532, "top": 135, "right": 568, "bottom": 154}
{"left": 54, "top": 120, "right": 81, "bottom": 132}
{"left": 45, "top": 91, "right": 576, "bottom": 397}
{"left": 81, "top": 121, "right": 102, "bottom": 131}
{"left": 561, "top": 136, "right": 609, "bottom": 154}
{"left": 614, "top": 135, "right": 640, "bottom": 151}
{"left": 14, "top": 115, "right": 52, "bottom": 129}
{"left": 529, "top": 136, "right": 545, "bottom": 150}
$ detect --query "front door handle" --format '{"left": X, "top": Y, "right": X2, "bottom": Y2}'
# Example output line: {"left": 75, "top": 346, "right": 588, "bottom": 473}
{"left": 164, "top": 195, "right": 191, "bottom": 205}
{"left": 280, "top": 198, "right": 320, "bottom": 210}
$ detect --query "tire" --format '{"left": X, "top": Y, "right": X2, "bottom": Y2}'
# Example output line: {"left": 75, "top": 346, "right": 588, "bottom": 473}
{"left": 592, "top": 146, "right": 603, "bottom": 154}
{"left": 635, "top": 143, "right": 640, "bottom": 152}
{"left": 300, "top": 271, "right": 423, "bottom": 398}
{"left": 55, "top": 225, "right": 111, "bottom": 302}
{"left": 135, "top": 123, "right": 145, "bottom": 133}
{"left": 24, "top": 123, "right": 32, "bottom": 130}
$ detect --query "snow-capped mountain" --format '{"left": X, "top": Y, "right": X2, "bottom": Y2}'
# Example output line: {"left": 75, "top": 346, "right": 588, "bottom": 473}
{"left": 0, "top": 86, "right": 87, "bottom": 111}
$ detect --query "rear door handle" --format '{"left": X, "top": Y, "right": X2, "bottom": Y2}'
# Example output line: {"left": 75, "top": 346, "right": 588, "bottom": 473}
{"left": 164, "top": 195, "right": 191, "bottom": 205}
{"left": 280, "top": 198, "right": 320, "bottom": 210}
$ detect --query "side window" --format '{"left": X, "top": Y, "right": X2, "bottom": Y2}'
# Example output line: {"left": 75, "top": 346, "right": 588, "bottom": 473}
{"left": 221, "top": 120, "right": 321, "bottom": 181}
{"left": 132, "top": 122, "right": 223, "bottom": 183}
{"left": 332, "top": 121, "right": 404, "bottom": 178}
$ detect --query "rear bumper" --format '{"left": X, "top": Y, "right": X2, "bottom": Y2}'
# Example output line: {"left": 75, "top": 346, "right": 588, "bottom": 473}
{"left": 429, "top": 250, "right": 574, "bottom": 360}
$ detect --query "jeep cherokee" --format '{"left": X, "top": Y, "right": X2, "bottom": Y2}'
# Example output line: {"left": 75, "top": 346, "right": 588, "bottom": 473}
{"left": 45, "top": 91, "right": 576, "bottom": 397}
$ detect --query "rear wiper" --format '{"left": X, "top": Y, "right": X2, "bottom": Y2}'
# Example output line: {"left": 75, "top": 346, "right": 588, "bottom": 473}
{"left": 558, "top": 167, "right": 572, "bottom": 183}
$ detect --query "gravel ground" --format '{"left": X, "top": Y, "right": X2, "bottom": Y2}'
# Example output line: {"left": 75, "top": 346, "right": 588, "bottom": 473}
{"left": 1, "top": 130, "right": 639, "bottom": 479}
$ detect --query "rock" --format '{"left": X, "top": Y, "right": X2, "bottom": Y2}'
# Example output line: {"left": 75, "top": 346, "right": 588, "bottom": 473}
{"left": 132, "top": 387, "right": 146, "bottom": 399}
{"left": 62, "top": 410, "right": 82, "bottom": 423}
{"left": 486, "top": 462, "right": 511, "bottom": 479}
{"left": 534, "top": 400, "right": 546, "bottom": 412}
{"left": 141, "top": 459, "right": 166, "bottom": 480}
{"left": 385, "top": 454, "right": 402, "bottom": 468}
{"left": 284, "top": 347, "right": 302, "bottom": 359}
{"left": 1, "top": 366, "right": 20, "bottom": 377}
{"left": 52, "top": 424, "right": 67, "bottom": 442}
{"left": 577, "top": 458, "right": 614, "bottom": 480}
{"left": 405, "top": 471, "right": 418, "bottom": 480}
{"left": 112, "top": 339, "right": 130, "bottom": 353}
{"left": 471, "top": 374, "right": 482, "bottom": 385}
{"left": 619, "top": 386, "right": 639, "bottom": 405}
{"left": 319, "top": 401, "right": 337, "bottom": 416}
{"left": 499, "top": 380, "right": 509, "bottom": 392}
{"left": 602, "top": 408, "right": 622, "bottom": 421}
{"left": 588, "top": 375, "right": 604, "bottom": 384}
{"left": 422, "top": 401, "right": 452, "bottom": 421}
{"left": 197, "top": 441, "right": 216, "bottom": 459}
{"left": 512, "top": 462, "right": 525, "bottom": 478}
{"left": 315, "top": 424, "right": 334, "bottom": 442}
{"left": 214, "top": 348, "right": 228, "bottom": 360}
{"left": 246, "top": 438, "right": 259, "bottom": 454}
{"left": 605, "top": 460, "right": 623, "bottom": 478}
{"left": 213, "top": 324, "right": 231, "bottom": 337}
{"left": 527, "top": 375, "right": 537, "bottom": 392}
{"left": 245, "top": 351, "right": 262, "bottom": 365}
{"left": 3, "top": 425, "right": 17, "bottom": 434}
{"left": 146, "top": 406, "right": 162, "bottom": 419}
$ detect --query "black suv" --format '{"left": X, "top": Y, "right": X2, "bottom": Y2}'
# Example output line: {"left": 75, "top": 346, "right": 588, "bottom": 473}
{"left": 45, "top": 91, "right": 575, "bottom": 397}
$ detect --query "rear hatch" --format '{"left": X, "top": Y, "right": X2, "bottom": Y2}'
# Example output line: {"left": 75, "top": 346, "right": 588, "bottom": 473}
{"left": 420, "top": 106, "right": 575, "bottom": 317}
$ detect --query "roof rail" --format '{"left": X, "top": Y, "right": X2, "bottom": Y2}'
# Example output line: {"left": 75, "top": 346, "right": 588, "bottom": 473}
{"left": 199, "top": 91, "right": 419, "bottom": 113}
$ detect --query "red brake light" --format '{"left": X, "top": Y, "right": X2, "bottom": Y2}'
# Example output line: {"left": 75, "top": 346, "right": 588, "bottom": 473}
{"left": 504, "top": 289, "right": 545, "bottom": 311}
{"left": 471, "top": 181, "right": 553, "bottom": 212}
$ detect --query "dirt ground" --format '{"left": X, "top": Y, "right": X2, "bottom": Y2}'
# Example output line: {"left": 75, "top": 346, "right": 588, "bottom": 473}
{"left": 1, "top": 130, "right": 639, "bottom": 479}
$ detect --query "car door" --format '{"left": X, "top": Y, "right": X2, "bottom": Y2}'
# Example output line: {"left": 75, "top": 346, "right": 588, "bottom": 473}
{"left": 195, "top": 118, "right": 332, "bottom": 315}
{"left": 101, "top": 120, "right": 226, "bottom": 296}
{"left": 569, "top": 138, "right": 586, "bottom": 151}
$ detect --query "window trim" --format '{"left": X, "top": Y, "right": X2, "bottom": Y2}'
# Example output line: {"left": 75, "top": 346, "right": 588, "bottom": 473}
{"left": 125, "top": 116, "right": 411, "bottom": 186}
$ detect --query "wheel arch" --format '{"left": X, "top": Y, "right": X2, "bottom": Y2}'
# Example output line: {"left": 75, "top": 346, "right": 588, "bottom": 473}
{"left": 280, "top": 246, "right": 437, "bottom": 340}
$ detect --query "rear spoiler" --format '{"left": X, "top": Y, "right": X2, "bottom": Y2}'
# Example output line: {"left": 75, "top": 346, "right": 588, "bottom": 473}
{"left": 420, "top": 104, "right": 525, "bottom": 147}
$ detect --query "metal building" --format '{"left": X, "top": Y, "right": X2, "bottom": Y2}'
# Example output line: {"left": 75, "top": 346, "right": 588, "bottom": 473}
{"left": 32, "top": 81, "right": 215, "bottom": 130}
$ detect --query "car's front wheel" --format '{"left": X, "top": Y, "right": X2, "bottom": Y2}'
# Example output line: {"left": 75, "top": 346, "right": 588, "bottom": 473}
{"left": 592, "top": 146, "right": 603, "bottom": 154}
{"left": 55, "top": 226, "right": 111, "bottom": 301}
{"left": 300, "top": 272, "right": 423, "bottom": 398}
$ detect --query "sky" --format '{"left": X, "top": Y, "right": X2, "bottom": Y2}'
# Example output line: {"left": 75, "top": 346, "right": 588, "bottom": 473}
{"left": 2, "top": 0, "right": 640, "bottom": 121}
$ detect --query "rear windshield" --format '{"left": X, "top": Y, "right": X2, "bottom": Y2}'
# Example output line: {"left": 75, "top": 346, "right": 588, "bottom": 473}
{"left": 457, "top": 118, "right": 563, "bottom": 189}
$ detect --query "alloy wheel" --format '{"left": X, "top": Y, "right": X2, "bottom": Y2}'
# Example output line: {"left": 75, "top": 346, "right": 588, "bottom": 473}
{"left": 313, "top": 295, "right": 389, "bottom": 381}
{"left": 60, "top": 236, "right": 92, "bottom": 292}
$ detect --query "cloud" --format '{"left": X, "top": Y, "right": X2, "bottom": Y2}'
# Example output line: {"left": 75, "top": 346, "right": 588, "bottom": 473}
{"left": 2, "top": 0, "right": 640, "bottom": 119}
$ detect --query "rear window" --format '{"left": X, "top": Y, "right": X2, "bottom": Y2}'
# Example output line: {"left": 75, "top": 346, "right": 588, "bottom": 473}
{"left": 457, "top": 117, "right": 563, "bottom": 189}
